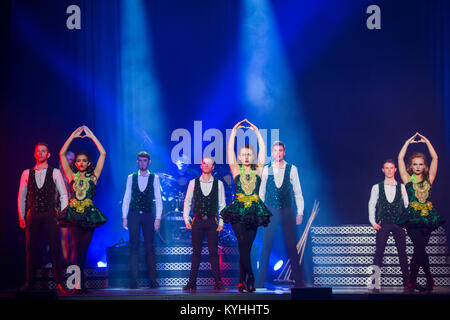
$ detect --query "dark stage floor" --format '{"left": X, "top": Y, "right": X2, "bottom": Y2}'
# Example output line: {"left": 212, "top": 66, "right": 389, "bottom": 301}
{"left": 3, "top": 286, "right": 450, "bottom": 300}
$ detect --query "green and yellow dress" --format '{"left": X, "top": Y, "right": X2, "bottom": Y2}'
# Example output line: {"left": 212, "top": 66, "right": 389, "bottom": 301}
{"left": 397, "top": 176, "right": 444, "bottom": 231}
{"left": 57, "top": 173, "right": 107, "bottom": 229}
{"left": 220, "top": 168, "right": 272, "bottom": 228}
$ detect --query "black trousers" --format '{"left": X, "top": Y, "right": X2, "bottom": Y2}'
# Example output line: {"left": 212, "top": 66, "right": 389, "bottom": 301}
{"left": 188, "top": 215, "right": 221, "bottom": 284}
{"left": 69, "top": 226, "right": 94, "bottom": 290}
{"left": 256, "top": 206, "right": 303, "bottom": 287}
{"left": 373, "top": 223, "right": 409, "bottom": 285}
{"left": 25, "top": 210, "right": 64, "bottom": 286}
{"left": 128, "top": 211, "right": 157, "bottom": 285}
{"left": 407, "top": 227, "right": 432, "bottom": 282}
{"left": 231, "top": 222, "right": 258, "bottom": 282}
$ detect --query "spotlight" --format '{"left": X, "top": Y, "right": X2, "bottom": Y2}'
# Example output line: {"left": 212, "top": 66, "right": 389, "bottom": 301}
{"left": 273, "top": 260, "right": 283, "bottom": 271}
{"left": 97, "top": 261, "right": 107, "bottom": 268}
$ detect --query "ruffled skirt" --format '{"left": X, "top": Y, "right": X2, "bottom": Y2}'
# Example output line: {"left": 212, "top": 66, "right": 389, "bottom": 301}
{"left": 220, "top": 194, "right": 272, "bottom": 228}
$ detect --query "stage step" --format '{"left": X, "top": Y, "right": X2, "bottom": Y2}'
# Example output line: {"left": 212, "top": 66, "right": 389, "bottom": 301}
{"left": 311, "top": 225, "right": 450, "bottom": 287}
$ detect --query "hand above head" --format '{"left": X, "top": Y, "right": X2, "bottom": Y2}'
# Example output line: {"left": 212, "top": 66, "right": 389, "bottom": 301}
{"left": 81, "top": 125, "right": 95, "bottom": 139}
{"left": 246, "top": 120, "right": 258, "bottom": 132}
{"left": 71, "top": 126, "right": 85, "bottom": 139}
{"left": 416, "top": 133, "right": 430, "bottom": 144}
{"left": 407, "top": 132, "right": 420, "bottom": 144}
{"left": 233, "top": 119, "right": 249, "bottom": 131}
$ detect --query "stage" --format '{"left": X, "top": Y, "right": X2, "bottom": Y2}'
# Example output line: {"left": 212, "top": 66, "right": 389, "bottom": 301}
{"left": 3, "top": 286, "right": 450, "bottom": 301}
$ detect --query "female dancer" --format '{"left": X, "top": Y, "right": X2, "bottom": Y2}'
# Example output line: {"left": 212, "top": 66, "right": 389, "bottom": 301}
{"left": 398, "top": 132, "right": 444, "bottom": 292}
{"left": 58, "top": 125, "right": 107, "bottom": 293}
{"left": 220, "top": 119, "right": 272, "bottom": 292}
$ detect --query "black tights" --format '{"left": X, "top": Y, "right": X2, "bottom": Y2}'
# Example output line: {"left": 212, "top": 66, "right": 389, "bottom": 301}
{"left": 232, "top": 223, "right": 257, "bottom": 282}
{"left": 407, "top": 227, "right": 432, "bottom": 282}
{"left": 69, "top": 226, "right": 94, "bottom": 289}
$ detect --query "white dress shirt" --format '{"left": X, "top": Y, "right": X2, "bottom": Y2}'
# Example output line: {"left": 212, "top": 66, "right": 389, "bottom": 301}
{"left": 17, "top": 166, "right": 69, "bottom": 221}
{"left": 259, "top": 161, "right": 304, "bottom": 216}
{"left": 368, "top": 180, "right": 409, "bottom": 227}
{"left": 183, "top": 176, "right": 226, "bottom": 226}
{"left": 122, "top": 170, "right": 163, "bottom": 219}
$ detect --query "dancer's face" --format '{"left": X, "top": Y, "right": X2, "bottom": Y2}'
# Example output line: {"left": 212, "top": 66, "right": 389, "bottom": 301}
{"left": 272, "top": 145, "right": 285, "bottom": 162}
{"left": 75, "top": 154, "right": 91, "bottom": 173}
{"left": 34, "top": 145, "right": 50, "bottom": 164}
{"left": 137, "top": 156, "right": 150, "bottom": 171}
{"left": 239, "top": 148, "right": 254, "bottom": 166}
{"left": 411, "top": 157, "right": 425, "bottom": 175}
{"left": 382, "top": 162, "right": 397, "bottom": 179}
{"left": 200, "top": 158, "right": 214, "bottom": 174}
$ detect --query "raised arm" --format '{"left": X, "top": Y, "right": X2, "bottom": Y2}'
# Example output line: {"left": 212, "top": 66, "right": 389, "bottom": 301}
{"left": 246, "top": 120, "right": 266, "bottom": 175}
{"left": 228, "top": 120, "right": 247, "bottom": 178}
{"left": 60, "top": 126, "right": 83, "bottom": 183}
{"left": 398, "top": 133, "right": 418, "bottom": 184}
{"left": 418, "top": 133, "right": 438, "bottom": 184}
{"left": 83, "top": 125, "right": 106, "bottom": 181}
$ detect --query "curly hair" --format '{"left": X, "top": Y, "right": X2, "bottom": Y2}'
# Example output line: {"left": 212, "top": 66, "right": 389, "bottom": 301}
{"left": 71, "top": 151, "right": 96, "bottom": 177}
{"left": 406, "top": 152, "right": 429, "bottom": 183}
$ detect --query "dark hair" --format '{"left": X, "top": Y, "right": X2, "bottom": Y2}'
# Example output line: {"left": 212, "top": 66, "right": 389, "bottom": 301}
{"left": 383, "top": 159, "right": 396, "bottom": 167}
{"left": 272, "top": 141, "right": 285, "bottom": 150}
{"left": 238, "top": 144, "right": 257, "bottom": 171}
{"left": 406, "top": 152, "right": 430, "bottom": 183}
{"left": 35, "top": 142, "right": 50, "bottom": 152}
{"left": 71, "top": 151, "right": 96, "bottom": 176}
{"left": 137, "top": 151, "right": 151, "bottom": 160}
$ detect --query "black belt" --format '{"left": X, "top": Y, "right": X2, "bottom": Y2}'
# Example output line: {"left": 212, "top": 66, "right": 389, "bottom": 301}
{"left": 193, "top": 214, "right": 216, "bottom": 220}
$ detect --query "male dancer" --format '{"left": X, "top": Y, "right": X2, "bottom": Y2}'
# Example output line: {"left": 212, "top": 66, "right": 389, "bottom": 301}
{"left": 122, "top": 152, "right": 163, "bottom": 289}
{"left": 17, "top": 142, "right": 68, "bottom": 293}
{"left": 368, "top": 159, "right": 409, "bottom": 289}
{"left": 182, "top": 156, "right": 226, "bottom": 290}
{"left": 257, "top": 141, "right": 305, "bottom": 288}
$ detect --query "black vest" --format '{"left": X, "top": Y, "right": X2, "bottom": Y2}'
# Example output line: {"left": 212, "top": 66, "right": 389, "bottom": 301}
{"left": 26, "top": 166, "right": 57, "bottom": 213}
{"left": 192, "top": 177, "right": 219, "bottom": 216}
{"left": 129, "top": 172, "right": 155, "bottom": 213}
{"left": 375, "top": 182, "right": 404, "bottom": 224}
{"left": 265, "top": 163, "right": 294, "bottom": 209}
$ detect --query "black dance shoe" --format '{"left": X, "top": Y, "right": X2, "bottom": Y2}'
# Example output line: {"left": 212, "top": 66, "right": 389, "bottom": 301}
{"left": 407, "top": 282, "right": 426, "bottom": 293}
{"left": 149, "top": 279, "right": 160, "bottom": 289}
{"left": 238, "top": 282, "right": 248, "bottom": 293}
{"left": 182, "top": 282, "right": 197, "bottom": 291}
{"left": 56, "top": 283, "right": 70, "bottom": 295}
{"left": 246, "top": 275, "right": 256, "bottom": 293}
{"left": 214, "top": 282, "right": 226, "bottom": 290}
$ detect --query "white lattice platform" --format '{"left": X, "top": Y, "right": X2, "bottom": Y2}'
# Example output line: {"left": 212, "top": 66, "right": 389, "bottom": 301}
{"left": 311, "top": 225, "right": 450, "bottom": 287}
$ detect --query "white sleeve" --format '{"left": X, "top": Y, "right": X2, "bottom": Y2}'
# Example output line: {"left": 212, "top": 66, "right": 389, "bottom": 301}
{"left": 17, "top": 170, "right": 29, "bottom": 221}
{"left": 368, "top": 184, "right": 379, "bottom": 226}
{"left": 401, "top": 184, "right": 409, "bottom": 208}
{"left": 290, "top": 166, "right": 304, "bottom": 216}
{"left": 153, "top": 174, "right": 163, "bottom": 219}
{"left": 183, "top": 180, "right": 195, "bottom": 223}
{"left": 122, "top": 175, "right": 133, "bottom": 219}
{"left": 259, "top": 166, "right": 269, "bottom": 202}
{"left": 53, "top": 169, "right": 68, "bottom": 211}
{"left": 218, "top": 181, "right": 226, "bottom": 226}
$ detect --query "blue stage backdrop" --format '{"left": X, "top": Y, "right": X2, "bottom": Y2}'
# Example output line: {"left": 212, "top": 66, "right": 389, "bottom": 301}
{"left": 1, "top": 0, "right": 450, "bottom": 289}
